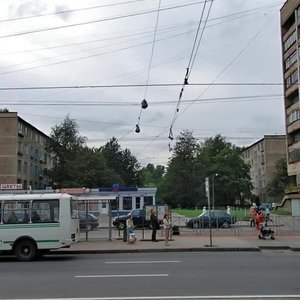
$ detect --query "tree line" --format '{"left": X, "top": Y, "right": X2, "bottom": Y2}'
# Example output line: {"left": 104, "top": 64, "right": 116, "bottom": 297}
{"left": 44, "top": 116, "right": 287, "bottom": 208}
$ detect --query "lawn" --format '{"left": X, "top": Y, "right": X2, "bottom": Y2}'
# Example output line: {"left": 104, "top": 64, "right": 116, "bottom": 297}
{"left": 172, "top": 207, "right": 290, "bottom": 220}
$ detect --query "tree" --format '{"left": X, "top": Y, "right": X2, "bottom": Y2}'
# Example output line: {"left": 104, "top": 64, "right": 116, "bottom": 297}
{"left": 98, "top": 137, "right": 142, "bottom": 187}
{"left": 197, "top": 135, "right": 252, "bottom": 207}
{"left": 267, "top": 158, "right": 288, "bottom": 202}
{"left": 45, "top": 116, "right": 86, "bottom": 187}
{"left": 160, "top": 130, "right": 202, "bottom": 208}
{"left": 0, "top": 108, "right": 9, "bottom": 112}
{"left": 140, "top": 164, "right": 165, "bottom": 187}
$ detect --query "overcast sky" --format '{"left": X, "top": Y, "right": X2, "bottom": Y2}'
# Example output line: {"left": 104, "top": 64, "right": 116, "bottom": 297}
{"left": 0, "top": 0, "right": 286, "bottom": 166}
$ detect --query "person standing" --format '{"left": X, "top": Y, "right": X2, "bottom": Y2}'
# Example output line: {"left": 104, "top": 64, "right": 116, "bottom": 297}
{"left": 126, "top": 215, "right": 136, "bottom": 243}
{"left": 163, "top": 213, "right": 171, "bottom": 246}
{"left": 150, "top": 209, "right": 160, "bottom": 242}
{"left": 249, "top": 203, "right": 257, "bottom": 227}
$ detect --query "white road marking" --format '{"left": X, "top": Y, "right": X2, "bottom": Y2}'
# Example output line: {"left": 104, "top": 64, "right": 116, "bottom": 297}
{"left": 75, "top": 273, "right": 169, "bottom": 278}
{"left": 105, "top": 260, "right": 181, "bottom": 264}
{"left": 6, "top": 295, "right": 300, "bottom": 300}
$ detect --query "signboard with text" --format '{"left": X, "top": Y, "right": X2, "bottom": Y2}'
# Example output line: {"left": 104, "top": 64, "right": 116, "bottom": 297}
{"left": 0, "top": 183, "right": 23, "bottom": 190}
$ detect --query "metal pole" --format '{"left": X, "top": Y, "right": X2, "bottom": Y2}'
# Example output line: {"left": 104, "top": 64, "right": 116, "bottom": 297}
{"left": 205, "top": 177, "right": 213, "bottom": 247}
{"left": 212, "top": 175, "right": 215, "bottom": 210}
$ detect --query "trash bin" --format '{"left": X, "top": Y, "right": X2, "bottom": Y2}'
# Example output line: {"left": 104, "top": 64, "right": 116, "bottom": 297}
{"left": 123, "top": 228, "right": 127, "bottom": 242}
{"left": 172, "top": 225, "right": 180, "bottom": 235}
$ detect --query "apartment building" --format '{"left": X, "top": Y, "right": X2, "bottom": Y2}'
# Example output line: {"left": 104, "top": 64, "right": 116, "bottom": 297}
{"left": 0, "top": 112, "right": 53, "bottom": 190}
{"left": 242, "top": 135, "right": 286, "bottom": 203}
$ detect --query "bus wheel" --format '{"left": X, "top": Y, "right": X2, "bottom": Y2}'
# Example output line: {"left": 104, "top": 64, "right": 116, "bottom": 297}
{"left": 15, "top": 239, "right": 37, "bottom": 261}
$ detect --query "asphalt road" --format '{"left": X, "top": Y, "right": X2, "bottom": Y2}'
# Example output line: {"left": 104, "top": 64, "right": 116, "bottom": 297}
{"left": 1, "top": 251, "right": 300, "bottom": 299}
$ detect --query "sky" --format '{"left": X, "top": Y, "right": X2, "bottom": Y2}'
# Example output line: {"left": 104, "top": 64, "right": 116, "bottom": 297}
{"left": 0, "top": 0, "right": 286, "bottom": 166}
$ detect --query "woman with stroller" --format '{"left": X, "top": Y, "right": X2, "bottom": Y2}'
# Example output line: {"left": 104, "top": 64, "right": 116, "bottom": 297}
{"left": 256, "top": 211, "right": 275, "bottom": 240}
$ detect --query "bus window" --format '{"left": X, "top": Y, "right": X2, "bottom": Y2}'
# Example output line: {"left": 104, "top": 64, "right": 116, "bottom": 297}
{"left": 70, "top": 198, "right": 78, "bottom": 219}
{"left": 3, "top": 201, "right": 30, "bottom": 224}
{"left": 32, "top": 200, "right": 59, "bottom": 223}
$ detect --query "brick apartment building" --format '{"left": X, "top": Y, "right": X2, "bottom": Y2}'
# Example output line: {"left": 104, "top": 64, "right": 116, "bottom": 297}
{"left": 281, "top": 0, "right": 300, "bottom": 209}
{"left": 242, "top": 135, "right": 286, "bottom": 203}
{"left": 0, "top": 112, "right": 53, "bottom": 190}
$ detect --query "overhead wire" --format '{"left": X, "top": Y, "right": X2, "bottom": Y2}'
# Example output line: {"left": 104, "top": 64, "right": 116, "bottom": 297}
{"left": 0, "top": 3, "right": 281, "bottom": 76}
{"left": 0, "top": 1, "right": 210, "bottom": 40}
{"left": 168, "top": 0, "right": 214, "bottom": 141}
{"left": 0, "top": 94, "right": 282, "bottom": 106}
{"left": 136, "top": 0, "right": 162, "bottom": 133}
{"left": 134, "top": 12, "right": 279, "bottom": 158}
{"left": 0, "top": 0, "right": 147, "bottom": 23}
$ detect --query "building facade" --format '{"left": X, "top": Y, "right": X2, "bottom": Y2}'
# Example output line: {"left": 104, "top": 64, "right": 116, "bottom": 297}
{"left": 0, "top": 112, "right": 53, "bottom": 190}
{"left": 281, "top": 1, "right": 300, "bottom": 187}
{"left": 242, "top": 135, "right": 286, "bottom": 203}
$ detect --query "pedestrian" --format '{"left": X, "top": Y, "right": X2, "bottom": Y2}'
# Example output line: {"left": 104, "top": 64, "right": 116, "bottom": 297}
{"left": 255, "top": 210, "right": 264, "bottom": 239}
{"left": 249, "top": 203, "right": 257, "bottom": 227}
{"left": 150, "top": 208, "right": 160, "bottom": 242}
{"left": 163, "top": 213, "right": 171, "bottom": 246}
{"left": 126, "top": 215, "right": 135, "bottom": 243}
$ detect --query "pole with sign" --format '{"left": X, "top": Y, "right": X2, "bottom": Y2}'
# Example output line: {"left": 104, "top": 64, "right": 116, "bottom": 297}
{"left": 205, "top": 177, "right": 213, "bottom": 247}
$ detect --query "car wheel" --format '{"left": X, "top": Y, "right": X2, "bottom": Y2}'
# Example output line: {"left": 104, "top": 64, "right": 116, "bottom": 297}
{"left": 87, "top": 224, "right": 92, "bottom": 231}
{"left": 14, "top": 239, "right": 37, "bottom": 261}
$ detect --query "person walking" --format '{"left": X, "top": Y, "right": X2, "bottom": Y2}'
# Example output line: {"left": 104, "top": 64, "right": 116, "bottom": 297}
{"left": 163, "top": 213, "right": 171, "bottom": 246}
{"left": 150, "top": 209, "right": 160, "bottom": 242}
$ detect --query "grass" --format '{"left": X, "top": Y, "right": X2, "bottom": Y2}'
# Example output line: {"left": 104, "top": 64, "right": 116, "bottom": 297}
{"left": 172, "top": 207, "right": 291, "bottom": 220}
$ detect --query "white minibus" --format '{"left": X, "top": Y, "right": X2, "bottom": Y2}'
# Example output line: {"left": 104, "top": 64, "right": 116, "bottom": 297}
{"left": 0, "top": 193, "right": 79, "bottom": 261}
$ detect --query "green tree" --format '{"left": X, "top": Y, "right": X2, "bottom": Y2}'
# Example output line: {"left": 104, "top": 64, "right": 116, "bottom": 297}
{"left": 161, "top": 130, "right": 202, "bottom": 208}
{"left": 141, "top": 164, "right": 165, "bottom": 187}
{"left": 267, "top": 158, "right": 288, "bottom": 201}
{"left": 197, "top": 135, "right": 252, "bottom": 207}
{"left": 45, "top": 116, "right": 86, "bottom": 187}
{"left": 98, "top": 137, "right": 141, "bottom": 187}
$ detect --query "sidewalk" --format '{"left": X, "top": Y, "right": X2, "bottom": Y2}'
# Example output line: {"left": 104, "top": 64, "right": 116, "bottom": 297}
{"left": 55, "top": 230, "right": 300, "bottom": 254}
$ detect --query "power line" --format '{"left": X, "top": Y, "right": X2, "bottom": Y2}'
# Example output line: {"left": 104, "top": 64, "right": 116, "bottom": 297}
{"left": 136, "top": 0, "right": 162, "bottom": 133}
{"left": 0, "top": 3, "right": 281, "bottom": 75}
{"left": 168, "top": 0, "right": 214, "bottom": 141}
{"left": 0, "top": 0, "right": 147, "bottom": 23}
{"left": 0, "top": 82, "right": 284, "bottom": 91}
{"left": 0, "top": 1, "right": 211, "bottom": 40}
{"left": 0, "top": 94, "right": 282, "bottom": 106}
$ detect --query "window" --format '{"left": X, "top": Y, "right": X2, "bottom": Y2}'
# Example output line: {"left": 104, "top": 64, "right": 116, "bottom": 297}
{"left": 285, "top": 51, "right": 297, "bottom": 70}
{"left": 3, "top": 201, "right": 30, "bottom": 224}
{"left": 136, "top": 197, "right": 141, "bottom": 209}
{"left": 70, "top": 198, "right": 78, "bottom": 219}
{"left": 17, "top": 160, "right": 22, "bottom": 172}
{"left": 286, "top": 70, "right": 298, "bottom": 87}
{"left": 284, "top": 31, "right": 296, "bottom": 51}
{"left": 32, "top": 200, "right": 59, "bottom": 223}
{"left": 289, "top": 148, "right": 300, "bottom": 163}
{"left": 287, "top": 109, "right": 300, "bottom": 125}
{"left": 123, "top": 197, "right": 132, "bottom": 210}
{"left": 144, "top": 196, "right": 153, "bottom": 206}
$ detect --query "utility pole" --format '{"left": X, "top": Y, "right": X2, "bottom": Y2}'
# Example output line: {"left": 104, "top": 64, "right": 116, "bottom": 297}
{"left": 205, "top": 177, "right": 213, "bottom": 247}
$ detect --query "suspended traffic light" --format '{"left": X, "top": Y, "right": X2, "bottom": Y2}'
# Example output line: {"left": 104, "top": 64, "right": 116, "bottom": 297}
{"left": 135, "top": 124, "right": 140, "bottom": 133}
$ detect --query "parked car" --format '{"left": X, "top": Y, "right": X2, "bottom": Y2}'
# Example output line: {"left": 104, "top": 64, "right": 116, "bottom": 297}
{"left": 79, "top": 212, "right": 99, "bottom": 231}
{"left": 186, "top": 210, "right": 235, "bottom": 229}
{"left": 113, "top": 209, "right": 151, "bottom": 229}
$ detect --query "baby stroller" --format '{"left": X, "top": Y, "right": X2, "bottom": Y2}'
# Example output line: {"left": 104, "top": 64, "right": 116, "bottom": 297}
{"left": 258, "top": 222, "right": 275, "bottom": 240}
